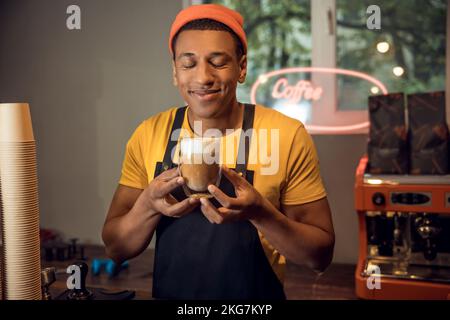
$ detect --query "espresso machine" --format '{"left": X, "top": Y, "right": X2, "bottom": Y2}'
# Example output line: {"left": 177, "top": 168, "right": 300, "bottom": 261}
{"left": 354, "top": 155, "right": 450, "bottom": 299}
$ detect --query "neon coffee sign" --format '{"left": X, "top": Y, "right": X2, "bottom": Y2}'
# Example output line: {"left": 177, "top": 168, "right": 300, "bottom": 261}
{"left": 250, "top": 67, "right": 388, "bottom": 134}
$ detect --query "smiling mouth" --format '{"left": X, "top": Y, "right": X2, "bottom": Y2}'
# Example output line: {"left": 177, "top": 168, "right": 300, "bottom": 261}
{"left": 189, "top": 89, "right": 221, "bottom": 95}
{"left": 189, "top": 89, "right": 222, "bottom": 101}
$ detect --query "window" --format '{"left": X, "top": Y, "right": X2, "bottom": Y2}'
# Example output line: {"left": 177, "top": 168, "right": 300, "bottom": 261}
{"left": 190, "top": 0, "right": 448, "bottom": 134}
{"left": 336, "top": 0, "right": 447, "bottom": 111}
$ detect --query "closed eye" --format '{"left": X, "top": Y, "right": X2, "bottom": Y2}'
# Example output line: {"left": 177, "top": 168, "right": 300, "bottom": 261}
{"left": 182, "top": 64, "right": 195, "bottom": 69}
{"left": 210, "top": 57, "right": 228, "bottom": 68}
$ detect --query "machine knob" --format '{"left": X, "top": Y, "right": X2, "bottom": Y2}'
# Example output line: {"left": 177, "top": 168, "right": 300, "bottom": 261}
{"left": 372, "top": 192, "right": 385, "bottom": 206}
{"left": 41, "top": 267, "right": 56, "bottom": 300}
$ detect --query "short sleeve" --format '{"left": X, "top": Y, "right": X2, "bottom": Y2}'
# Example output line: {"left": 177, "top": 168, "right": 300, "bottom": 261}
{"left": 118, "top": 122, "right": 148, "bottom": 189}
{"left": 281, "top": 125, "right": 327, "bottom": 205}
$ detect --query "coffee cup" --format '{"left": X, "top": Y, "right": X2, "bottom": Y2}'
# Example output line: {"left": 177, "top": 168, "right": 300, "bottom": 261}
{"left": 178, "top": 137, "right": 221, "bottom": 198}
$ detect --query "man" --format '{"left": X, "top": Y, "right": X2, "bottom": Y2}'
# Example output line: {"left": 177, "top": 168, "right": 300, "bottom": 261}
{"left": 102, "top": 4, "right": 334, "bottom": 300}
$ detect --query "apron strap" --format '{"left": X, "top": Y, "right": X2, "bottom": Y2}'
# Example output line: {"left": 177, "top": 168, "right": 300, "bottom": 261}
{"left": 162, "top": 106, "right": 187, "bottom": 169}
{"left": 235, "top": 104, "right": 255, "bottom": 177}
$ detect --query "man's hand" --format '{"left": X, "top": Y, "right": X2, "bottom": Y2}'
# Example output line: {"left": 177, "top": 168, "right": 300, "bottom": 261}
{"left": 200, "top": 165, "right": 264, "bottom": 224}
{"left": 142, "top": 167, "right": 199, "bottom": 218}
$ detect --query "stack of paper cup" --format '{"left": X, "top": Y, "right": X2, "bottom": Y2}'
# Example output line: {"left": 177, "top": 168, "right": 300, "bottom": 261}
{"left": 0, "top": 103, "right": 42, "bottom": 300}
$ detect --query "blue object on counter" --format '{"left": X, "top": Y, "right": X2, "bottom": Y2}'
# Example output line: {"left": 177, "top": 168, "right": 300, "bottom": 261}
{"left": 91, "top": 259, "right": 129, "bottom": 277}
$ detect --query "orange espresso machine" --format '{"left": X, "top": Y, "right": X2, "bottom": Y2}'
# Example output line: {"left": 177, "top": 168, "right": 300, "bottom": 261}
{"left": 354, "top": 155, "right": 450, "bottom": 299}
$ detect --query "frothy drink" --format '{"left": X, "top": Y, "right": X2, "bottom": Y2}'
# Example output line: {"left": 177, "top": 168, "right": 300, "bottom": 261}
{"left": 179, "top": 137, "right": 221, "bottom": 198}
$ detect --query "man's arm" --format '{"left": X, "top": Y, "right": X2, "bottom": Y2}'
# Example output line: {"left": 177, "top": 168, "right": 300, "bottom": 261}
{"left": 200, "top": 166, "right": 335, "bottom": 273}
{"left": 250, "top": 197, "right": 335, "bottom": 273}
{"left": 102, "top": 168, "right": 200, "bottom": 263}
{"left": 102, "top": 184, "right": 159, "bottom": 263}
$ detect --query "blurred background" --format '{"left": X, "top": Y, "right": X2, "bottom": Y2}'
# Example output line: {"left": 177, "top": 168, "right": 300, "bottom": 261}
{"left": 0, "top": 0, "right": 448, "bottom": 266}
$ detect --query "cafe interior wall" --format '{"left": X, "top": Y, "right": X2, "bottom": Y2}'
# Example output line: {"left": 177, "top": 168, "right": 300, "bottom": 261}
{"left": 0, "top": 0, "right": 186, "bottom": 257}
{"left": 1, "top": 0, "right": 447, "bottom": 265}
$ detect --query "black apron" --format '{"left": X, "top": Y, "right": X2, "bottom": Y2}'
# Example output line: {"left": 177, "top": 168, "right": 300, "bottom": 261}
{"left": 152, "top": 104, "right": 286, "bottom": 300}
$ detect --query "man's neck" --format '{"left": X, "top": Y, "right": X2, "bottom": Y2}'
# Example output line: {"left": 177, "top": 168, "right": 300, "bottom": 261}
{"left": 188, "top": 100, "right": 243, "bottom": 136}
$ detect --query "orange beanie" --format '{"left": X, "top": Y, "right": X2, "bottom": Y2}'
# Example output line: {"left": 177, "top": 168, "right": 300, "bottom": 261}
{"left": 168, "top": 4, "right": 247, "bottom": 56}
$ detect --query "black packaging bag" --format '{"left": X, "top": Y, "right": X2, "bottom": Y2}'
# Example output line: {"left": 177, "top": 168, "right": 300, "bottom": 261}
{"left": 408, "top": 91, "right": 449, "bottom": 174}
{"left": 368, "top": 93, "right": 408, "bottom": 174}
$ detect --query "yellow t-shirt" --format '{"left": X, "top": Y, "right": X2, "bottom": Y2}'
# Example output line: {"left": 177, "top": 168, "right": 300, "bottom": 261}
{"left": 119, "top": 104, "right": 327, "bottom": 282}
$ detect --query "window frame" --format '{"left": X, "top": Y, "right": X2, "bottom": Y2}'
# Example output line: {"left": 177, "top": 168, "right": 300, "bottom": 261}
{"left": 185, "top": 0, "right": 449, "bottom": 134}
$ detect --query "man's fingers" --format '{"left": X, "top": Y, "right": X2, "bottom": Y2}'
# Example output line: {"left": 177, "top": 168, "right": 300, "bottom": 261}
{"left": 155, "top": 176, "right": 184, "bottom": 197}
{"left": 157, "top": 167, "right": 179, "bottom": 180}
{"left": 199, "top": 198, "right": 241, "bottom": 223}
{"left": 201, "top": 209, "right": 216, "bottom": 224}
{"left": 200, "top": 198, "right": 224, "bottom": 224}
{"left": 163, "top": 194, "right": 178, "bottom": 206}
{"left": 165, "top": 197, "right": 199, "bottom": 217}
{"left": 207, "top": 185, "right": 238, "bottom": 209}
{"left": 221, "top": 165, "right": 248, "bottom": 187}
{"left": 200, "top": 198, "right": 236, "bottom": 224}
{"left": 217, "top": 206, "right": 236, "bottom": 216}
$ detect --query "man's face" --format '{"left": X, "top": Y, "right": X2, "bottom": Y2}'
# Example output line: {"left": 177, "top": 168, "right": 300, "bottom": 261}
{"left": 172, "top": 30, "right": 247, "bottom": 119}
